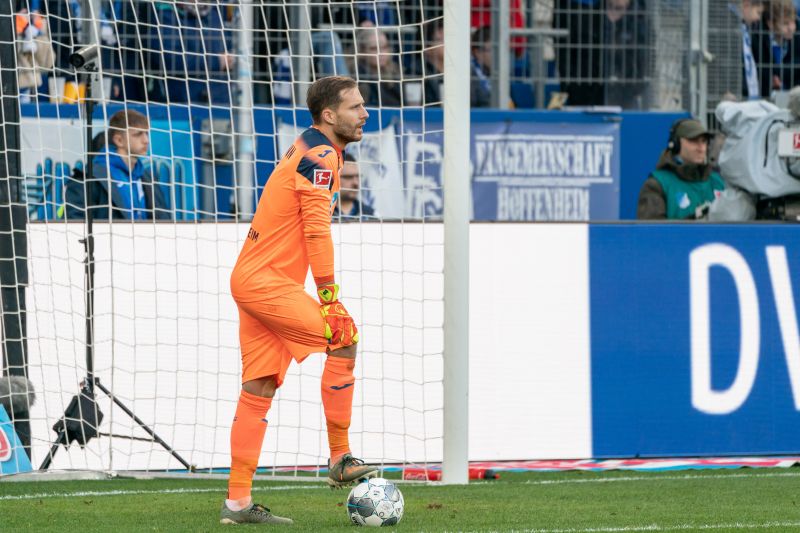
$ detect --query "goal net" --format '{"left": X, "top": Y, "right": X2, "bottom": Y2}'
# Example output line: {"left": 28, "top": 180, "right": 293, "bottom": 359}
{"left": 0, "top": 0, "right": 452, "bottom": 477}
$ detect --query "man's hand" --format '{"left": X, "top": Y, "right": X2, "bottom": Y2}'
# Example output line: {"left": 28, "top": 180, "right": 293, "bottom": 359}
{"left": 320, "top": 301, "right": 359, "bottom": 346}
{"left": 317, "top": 283, "right": 359, "bottom": 345}
{"left": 219, "top": 53, "right": 236, "bottom": 71}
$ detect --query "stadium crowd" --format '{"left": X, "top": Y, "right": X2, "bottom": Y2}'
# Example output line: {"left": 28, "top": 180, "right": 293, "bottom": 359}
{"left": 12, "top": 1, "right": 800, "bottom": 109}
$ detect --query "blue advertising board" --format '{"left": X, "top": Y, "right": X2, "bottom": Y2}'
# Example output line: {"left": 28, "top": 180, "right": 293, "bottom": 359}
{"left": 589, "top": 224, "right": 800, "bottom": 457}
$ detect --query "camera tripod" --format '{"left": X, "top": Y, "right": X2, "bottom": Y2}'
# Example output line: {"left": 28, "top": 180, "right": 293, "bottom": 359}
{"left": 40, "top": 46, "right": 192, "bottom": 471}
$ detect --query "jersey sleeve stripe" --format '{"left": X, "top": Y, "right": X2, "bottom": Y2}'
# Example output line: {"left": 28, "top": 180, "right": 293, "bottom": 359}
{"left": 297, "top": 154, "right": 329, "bottom": 186}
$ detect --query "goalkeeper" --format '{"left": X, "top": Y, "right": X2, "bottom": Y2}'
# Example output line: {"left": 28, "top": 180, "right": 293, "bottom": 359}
{"left": 222, "top": 76, "right": 375, "bottom": 526}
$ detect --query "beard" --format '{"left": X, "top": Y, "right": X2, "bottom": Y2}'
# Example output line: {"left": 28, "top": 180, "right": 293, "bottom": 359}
{"left": 334, "top": 122, "right": 363, "bottom": 144}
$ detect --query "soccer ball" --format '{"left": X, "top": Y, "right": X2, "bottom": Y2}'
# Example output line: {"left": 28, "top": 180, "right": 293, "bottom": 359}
{"left": 346, "top": 477, "right": 404, "bottom": 527}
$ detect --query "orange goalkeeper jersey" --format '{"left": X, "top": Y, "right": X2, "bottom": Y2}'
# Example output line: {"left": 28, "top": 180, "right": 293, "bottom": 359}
{"left": 231, "top": 127, "right": 342, "bottom": 301}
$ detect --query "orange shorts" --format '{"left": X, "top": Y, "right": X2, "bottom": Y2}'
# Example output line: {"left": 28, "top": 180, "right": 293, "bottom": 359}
{"left": 235, "top": 287, "right": 348, "bottom": 386}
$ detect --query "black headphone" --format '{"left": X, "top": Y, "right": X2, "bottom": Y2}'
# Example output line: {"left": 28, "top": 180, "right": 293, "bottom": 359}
{"left": 667, "top": 118, "right": 692, "bottom": 155}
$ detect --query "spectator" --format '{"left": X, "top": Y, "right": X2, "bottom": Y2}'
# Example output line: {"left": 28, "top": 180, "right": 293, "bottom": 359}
{"left": 66, "top": 110, "right": 170, "bottom": 221}
{"left": 97, "top": 0, "right": 150, "bottom": 103}
{"left": 149, "top": 1, "right": 235, "bottom": 106}
{"left": 555, "top": 0, "right": 650, "bottom": 109}
{"left": 637, "top": 119, "right": 725, "bottom": 220}
{"left": 15, "top": 7, "right": 54, "bottom": 104}
{"left": 752, "top": 0, "right": 800, "bottom": 98}
{"left": 471, "top": 0, "right": 526, "bottom": 58}
{"left": 334, "top": 154, "right": 376, "bottom": 221}
{"left": 735, "top": 0, "right": 766, "bottom": 100}
{"left": 421, "top": 20, "right": 445, "bottom": 106}
{"left": 352, "top": 26, "right": 403, "bottom": 107}
{"left": 471, "top": 26, "right": 492, "bottom": 107}
{"left": 26, "top": 0, "right": 80, "bottom": 103}
{"left": 63, "top": 131, "right": 107, "bottom": 219}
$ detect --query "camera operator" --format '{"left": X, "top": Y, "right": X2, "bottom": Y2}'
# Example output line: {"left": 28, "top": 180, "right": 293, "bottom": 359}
{"left": 637, "top": 119, "right": 726, "bottom": 220}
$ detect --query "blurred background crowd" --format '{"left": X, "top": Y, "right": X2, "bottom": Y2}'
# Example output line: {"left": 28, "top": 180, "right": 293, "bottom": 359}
{"left": 14, "top": 0, "right": 798, "bottom": 115}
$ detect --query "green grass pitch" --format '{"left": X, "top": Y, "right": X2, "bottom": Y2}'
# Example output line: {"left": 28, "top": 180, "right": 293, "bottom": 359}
{"left": 1, "top": 469, "right": 800, "bottom": 532}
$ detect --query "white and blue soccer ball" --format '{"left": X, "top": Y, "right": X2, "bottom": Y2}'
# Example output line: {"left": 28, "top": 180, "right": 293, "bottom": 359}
{"left": 346, "top": 477, "right": 404, "bottom": 527}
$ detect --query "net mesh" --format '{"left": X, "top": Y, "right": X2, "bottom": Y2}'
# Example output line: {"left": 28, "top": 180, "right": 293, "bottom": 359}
{"left": 4, "top": 0, "right": 446, "bottom": 475}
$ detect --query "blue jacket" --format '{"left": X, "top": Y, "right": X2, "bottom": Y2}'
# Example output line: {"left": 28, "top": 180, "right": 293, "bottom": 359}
{"left": 66, "top": 147, "right": 170, "bottom": 221}
{"left": 752, "top": 19, "right": 800, "bottom": 97}
{"left": 333, "top": 200, "right": 376, "bottom": 222}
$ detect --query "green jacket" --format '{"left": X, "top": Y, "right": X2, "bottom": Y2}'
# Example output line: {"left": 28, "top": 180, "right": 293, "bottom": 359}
{"left": 650, "top": 169, "right": 725, "bottom": 219}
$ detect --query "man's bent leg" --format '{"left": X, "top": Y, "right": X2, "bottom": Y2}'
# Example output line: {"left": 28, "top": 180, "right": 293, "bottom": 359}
{"left": 241, "top": 290, "right": 374, "bottom": 488}
{"left": 323, "top": 345, "right": 377, "bottom": 488}
{"left": 322, "top": 346, "right": 357, "bottom": 463}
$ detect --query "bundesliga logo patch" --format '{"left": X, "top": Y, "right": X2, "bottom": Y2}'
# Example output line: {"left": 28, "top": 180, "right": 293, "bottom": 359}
{"left": 313, "top": 169, "right": 333, "bottom": 189}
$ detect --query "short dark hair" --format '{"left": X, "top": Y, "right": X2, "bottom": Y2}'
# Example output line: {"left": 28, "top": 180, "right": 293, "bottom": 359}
{"left": 766, "top": 0, "right": 796, "bottom": 22}
{"left": 343, "top": 152, "right": 358, "bottom": 163}
{"left": 471, "top": 26, "right": 492, "bottom": 47}
{"left": 108, "top": 109, "right": 149, "bottom": 144}
{"left": 306, "top": 76, "right": 358, "bottom": 124}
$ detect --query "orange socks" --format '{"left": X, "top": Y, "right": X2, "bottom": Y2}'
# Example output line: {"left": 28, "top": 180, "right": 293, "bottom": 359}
{"left": 228, "top": 390, "right": 272, "bottom": 502}
{"left": 321, "top": 356, "right": 355, "bottom": 463}
{"left": 227, "top": 358, "right": 353, "bottom": 502}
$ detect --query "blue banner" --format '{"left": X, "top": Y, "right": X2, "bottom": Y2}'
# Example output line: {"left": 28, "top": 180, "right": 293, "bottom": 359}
{"left": 400, "top": 121, "right": 445, "bottom": 219}
{"left": 472, "top": 121, "right": 621, "bottom": 221}
{"left": 398, "top": 119, "right": 621, "bottom": 220}
{"left": 22, "top": 105, "right": 679, "bottom": 221}
{"left": 590, "top": 224, "right": 800, "bottom": 457}
{"left": 148, "top": 118, "right": 196, "bottom": 219}
{"left": 256, "top": 108, "right": 678, "bottom": 221}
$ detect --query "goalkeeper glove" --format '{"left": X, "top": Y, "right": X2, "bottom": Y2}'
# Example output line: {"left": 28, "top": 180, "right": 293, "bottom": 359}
{"left": 317, "top": 283, "right": 359, "bottom": 346}
{"left": 317, "top": 282, "right": 339, "bottom": 305}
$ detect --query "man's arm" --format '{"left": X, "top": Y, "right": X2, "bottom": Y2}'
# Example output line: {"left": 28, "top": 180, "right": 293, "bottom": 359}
{"left": 296, "top": 148, "right": 359, "bottom": 346}
{"left": 637, "top": 176, "right": 667, "bottom": 220}
{"left": 296, "top": 149, "right": 338, "bottom": 286}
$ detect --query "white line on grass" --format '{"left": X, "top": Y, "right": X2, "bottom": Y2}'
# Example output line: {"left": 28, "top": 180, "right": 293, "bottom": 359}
{"left": 2, "top": 471, "right": 800, "bottom": 502}
{"left": 486, "top": 471, "right": 800, "bottom": 486}
{"left": 500, "top": 521, "right": 800, "bottom": 532}
{"left": 0, "top": 484, "right": 322, "bottom": 501}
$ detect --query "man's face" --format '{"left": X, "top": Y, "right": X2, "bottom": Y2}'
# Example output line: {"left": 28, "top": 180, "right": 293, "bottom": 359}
{"left": 678, "top": 136, "right": 708, "bottom": 165}
{"left": 340, "top": 161, "right": 360, "bottom": 202}
{"left": 330, "top": 87, "right": 369, "bottom": 144}
{"left": 360, "top": 30, "right": 392, "bottom": 70}
{"left": 115, "top": 126, "right": 150, "bottom": 157}
{"left": 742, "top": 2, "right": 765, "bottom": 24}
{"left": 606, "top": 0, "right": 631, "bottom": 19}
{"left": 425, "top": 26, "right": 444, "bottom": 66}
{"left": 472, "top": 41, "right": 492, "bottom": 72}
{"left": 772, "top": 16, "right": 797, "bottom": 41}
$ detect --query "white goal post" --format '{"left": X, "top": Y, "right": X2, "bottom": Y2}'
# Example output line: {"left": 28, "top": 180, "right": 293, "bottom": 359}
{"left": 442, "top": 0, "right": 469, "bottom": 485}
